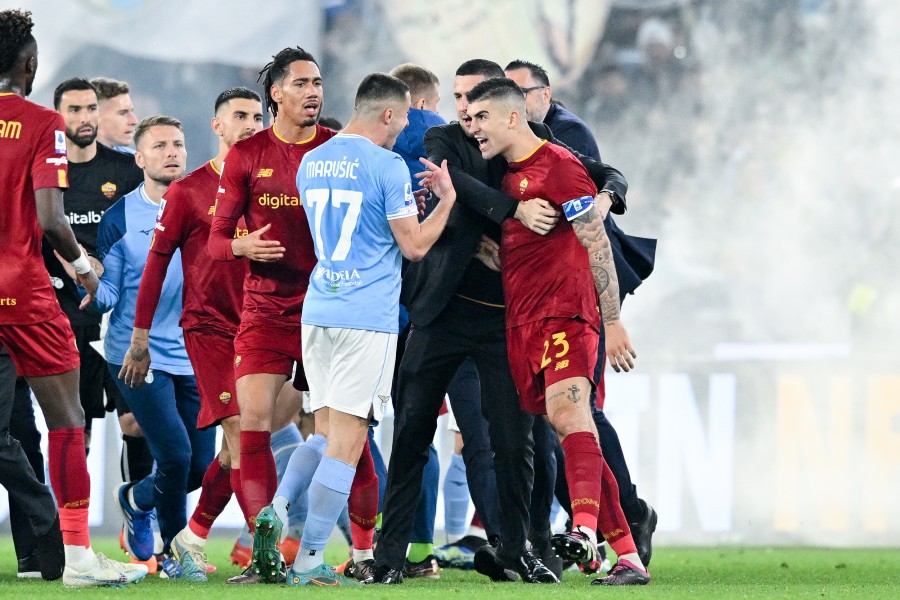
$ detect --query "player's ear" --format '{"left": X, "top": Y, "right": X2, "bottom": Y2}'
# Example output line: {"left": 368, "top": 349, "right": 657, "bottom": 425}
{"left": 542, "top": 86, "right": 552, "bottom": 104}
{"left": 415, "top": 98, "right": 426, "bottom": 110}
{"left": 211, "top": 117, "right": 223, "bottom": 138}
{"left": 134, "top": 150, "right": 146, "bottom": 170}
{"left": 383, "top": 106, "right": 393, "bottom": 125}
{"left": 509, "top": 109, "right": 519, "bottom": 128}
{"left": 270, "top": 83, "right": 282, "bottom": 104}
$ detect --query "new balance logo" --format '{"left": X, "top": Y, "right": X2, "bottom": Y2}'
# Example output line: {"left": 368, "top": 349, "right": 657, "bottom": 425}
{"left": 257, "top": 168, "right": 273, "bottom": 178}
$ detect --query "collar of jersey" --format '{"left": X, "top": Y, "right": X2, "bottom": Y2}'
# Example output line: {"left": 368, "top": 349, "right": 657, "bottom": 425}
{"left": 272, "top": 124, "right": 317, "bottom": 145}
{"left": 511, "top": 139, "right": 547, "bottom": 164}
{"left": 137, "top": 183, "right": 158, "bottom": 206}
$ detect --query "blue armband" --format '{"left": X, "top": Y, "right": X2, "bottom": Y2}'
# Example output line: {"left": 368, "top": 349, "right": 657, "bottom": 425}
{"left": 562, "top": 195, "right": 594, "bottom": 221}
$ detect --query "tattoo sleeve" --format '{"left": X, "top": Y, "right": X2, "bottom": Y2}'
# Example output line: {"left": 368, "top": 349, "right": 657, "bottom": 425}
{"left": 571, "top": 205, "right": 621, "bottom": 323}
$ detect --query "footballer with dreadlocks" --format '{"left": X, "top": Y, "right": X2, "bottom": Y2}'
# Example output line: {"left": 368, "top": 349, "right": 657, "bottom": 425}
{"left": 206, "top": 47, "right": 338, "bottom": 584}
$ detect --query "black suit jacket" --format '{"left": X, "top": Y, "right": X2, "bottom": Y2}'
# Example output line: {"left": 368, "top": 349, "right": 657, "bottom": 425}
{"left": 401, "top": 120, "right": 629, "bottom": 328}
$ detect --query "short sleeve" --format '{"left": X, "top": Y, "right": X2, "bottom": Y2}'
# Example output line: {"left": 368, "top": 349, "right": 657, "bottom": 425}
{"left": 556, "top": 155, "right": 598, "bottom": 215}
{"left": 153, "top": 180, "right": 190, "bottom": 255}
{"left": 31, "top": 113, "right": 69, "bottom": 191}
{"left": 383, "top": 155, "right": 417, "bottom": 220}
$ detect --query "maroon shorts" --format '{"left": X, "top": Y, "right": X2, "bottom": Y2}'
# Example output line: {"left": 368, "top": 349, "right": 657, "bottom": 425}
{"left": 507, "top": 316, "right": 599, "bottom": 415}
{"left": 0, "top": 310, "right": 80, "bottom": 377}
{"left": 184, "top": 329, "right": 241, "bottom": 430}
{"left": 233, "top": 314, "right": 305, "bottom": 386}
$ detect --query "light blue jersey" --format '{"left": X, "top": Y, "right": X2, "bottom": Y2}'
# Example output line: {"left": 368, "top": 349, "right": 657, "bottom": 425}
{"left": 297, "top": 133, "right": 417, "bottom": 333}
{"left": 91, "top": 184, "right": 191, "bottom": 374}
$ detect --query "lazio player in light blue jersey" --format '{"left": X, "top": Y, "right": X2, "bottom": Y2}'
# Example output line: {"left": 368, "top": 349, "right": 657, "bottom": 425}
{"left": 299, "top": 128, "right": 416, "bottom": 333}
{"left": 255, "top": 73, "right": 457, "bottom": 587}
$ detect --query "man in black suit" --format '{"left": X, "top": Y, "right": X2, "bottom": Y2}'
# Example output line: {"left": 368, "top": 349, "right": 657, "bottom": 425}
{"left": 373, "top": 59, "right": 629, "bottom": 585}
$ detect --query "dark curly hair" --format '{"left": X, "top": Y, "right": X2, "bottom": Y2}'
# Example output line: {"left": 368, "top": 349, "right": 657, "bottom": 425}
{"left": 0, "top": 9, "right": 34, "bottom": 74}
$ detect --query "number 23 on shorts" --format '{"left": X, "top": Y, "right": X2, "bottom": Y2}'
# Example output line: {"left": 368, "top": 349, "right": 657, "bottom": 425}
{"left": 541, "top": 331, "right": 569, "bottom": 369}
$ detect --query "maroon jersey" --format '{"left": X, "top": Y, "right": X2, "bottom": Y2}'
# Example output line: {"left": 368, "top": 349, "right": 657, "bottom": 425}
{"left": 500, "top": 141, "right": 600, "bottom": 329}
{"left": 134, "top": 160, "right": 248, "bottom": 333}
{"left": 0, "top": 94, "right": 70, "bottom": 324}
{"left": 207, "top": 125, "right": 336, "bottom": 325}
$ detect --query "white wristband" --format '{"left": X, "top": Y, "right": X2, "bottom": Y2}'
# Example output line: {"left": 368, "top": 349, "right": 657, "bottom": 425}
{"left": 69, "top": 250, "right": 92, "bottom": 275}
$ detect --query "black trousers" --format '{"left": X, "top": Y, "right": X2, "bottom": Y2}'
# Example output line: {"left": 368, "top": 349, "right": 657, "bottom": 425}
{"left": 0, "top": 353, "right": 56, "bottom": 559}
{"left": 376, "top": 298, "right": 535, "bottom": 569}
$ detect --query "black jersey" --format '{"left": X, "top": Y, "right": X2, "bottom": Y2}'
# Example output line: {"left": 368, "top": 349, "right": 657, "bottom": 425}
{"left": 43, "top": 143, "right": 143, "bottom": 325}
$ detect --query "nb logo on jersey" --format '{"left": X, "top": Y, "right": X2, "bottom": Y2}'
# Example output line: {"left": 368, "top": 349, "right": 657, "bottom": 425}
{"left": 0, "top": 119, "right": 22, "bottom": 139}
{"left": 257, "top": 168, "right": 274, "bottom": 178}
{"left": 554, "top": 360, "right": 570, "bottom": 371}
{"left": 208, "top": 205, "right": 216, "bottom": 215}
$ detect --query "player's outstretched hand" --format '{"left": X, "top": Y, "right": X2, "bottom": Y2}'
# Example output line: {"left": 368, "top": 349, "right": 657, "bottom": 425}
{"left": 515, "top": 198, "right": 559, "bottom": 235}
{"left": 416, "top": 158, "right": 456, "bottom": 201}
{"left": 119, "top": 329, "right": 151, "bottom": 388}
{"left": 232, "top": 223, "right": 285, "bottom": 262}
{"left": 605, "top": 320, "right": 637, "bottom": 373}
{"left": 54, "top": 247, "right": 101, "bottom": 309}
{"left": 474, "top": 234, "right": 501, "bottom": 271}
{"left": 76, "top": 270, "right": 100, "bottom": 310}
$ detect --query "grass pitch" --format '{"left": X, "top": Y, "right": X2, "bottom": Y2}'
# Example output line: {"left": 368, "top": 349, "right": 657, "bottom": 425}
{"left": 1, "top": 537, "right": 898, "bottom": 598}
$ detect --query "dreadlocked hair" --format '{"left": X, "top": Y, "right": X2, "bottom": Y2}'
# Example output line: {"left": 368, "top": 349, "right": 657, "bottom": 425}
{"left": 0, "top": 9, "right": 34, "bottom": 74}
{"left": 257, "top": 46, "right": 318, "bottom": 118}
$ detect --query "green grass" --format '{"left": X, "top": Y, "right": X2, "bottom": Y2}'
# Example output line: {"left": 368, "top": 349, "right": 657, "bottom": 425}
{"left": 1, "top": 537, "right": 899, "bottom": 598}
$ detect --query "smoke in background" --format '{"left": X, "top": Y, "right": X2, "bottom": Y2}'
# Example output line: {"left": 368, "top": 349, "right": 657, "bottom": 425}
{"left": 572, "top": 0, "right": 900, "bottom": 358}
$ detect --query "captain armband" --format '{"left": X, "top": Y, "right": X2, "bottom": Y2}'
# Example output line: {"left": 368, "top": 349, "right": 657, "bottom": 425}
{"left": 561, "top": 195, "right": 594, "bottom": 222}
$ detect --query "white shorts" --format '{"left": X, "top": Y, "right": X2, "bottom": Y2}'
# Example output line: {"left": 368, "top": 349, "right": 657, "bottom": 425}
{"left": 301, "top": 324, "right": 397, "bottom": 419}
{"left": 445, "top": 395, "right": 460, "bottom": 433}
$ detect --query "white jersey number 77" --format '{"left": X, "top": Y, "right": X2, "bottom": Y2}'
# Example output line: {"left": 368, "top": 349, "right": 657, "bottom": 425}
{"left": 304, "top": 188, "right": 363, "bottom": 261}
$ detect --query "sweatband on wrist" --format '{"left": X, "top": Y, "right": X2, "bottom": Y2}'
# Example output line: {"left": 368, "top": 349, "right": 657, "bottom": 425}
{"left": 70, "top": 250, "right": 92, "bottom": 275}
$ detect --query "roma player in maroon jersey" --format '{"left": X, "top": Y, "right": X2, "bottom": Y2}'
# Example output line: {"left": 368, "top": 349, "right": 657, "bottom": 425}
{"left": 120, "top": 87, "right": 264, "bottom": 580}
{"left": 0, "top": 8, "right": 146, "bottom": 587}
{"left": 207, "top": 47, "right": 342, "bottom": 583}
{"left": 465, "top": 77, "right": 649, "bottom": 586}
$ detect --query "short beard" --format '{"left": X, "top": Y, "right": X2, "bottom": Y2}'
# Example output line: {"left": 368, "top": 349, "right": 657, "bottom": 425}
{"left": 66, "top": 130, "right": 97, "bottom": 148}
{"left": 149, "top": 172, "right": 182, "bottom": 186}
{"left": 300, "top": 116, "right": 317, "bottom": 128}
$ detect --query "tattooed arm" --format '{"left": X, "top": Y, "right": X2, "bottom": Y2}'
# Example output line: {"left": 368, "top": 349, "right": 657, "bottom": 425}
{"left": 571, "top": 204, "right": 637, "bottom": 373}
